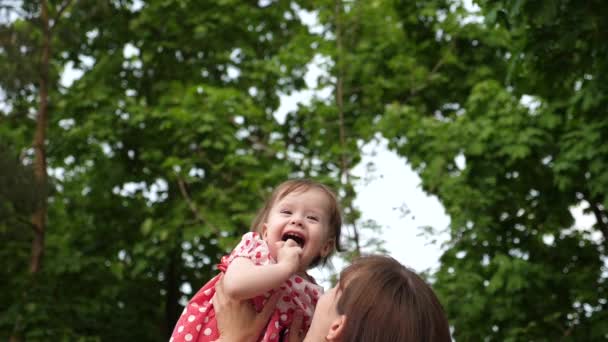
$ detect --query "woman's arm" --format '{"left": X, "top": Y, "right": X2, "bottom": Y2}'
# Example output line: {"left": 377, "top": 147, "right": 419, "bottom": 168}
{"left": 214, "top": 276, "right": 304, "bottom": 342}
{"left": 222, "top": 239, "right": 302, "bottom": 300}
{"left": 214, "top": 277, "right": 280, "bottom": 342}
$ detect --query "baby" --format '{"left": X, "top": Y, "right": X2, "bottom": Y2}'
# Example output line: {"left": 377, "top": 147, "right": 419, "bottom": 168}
{"left": 170, "top": 179, "right": 343, "bottom": 342}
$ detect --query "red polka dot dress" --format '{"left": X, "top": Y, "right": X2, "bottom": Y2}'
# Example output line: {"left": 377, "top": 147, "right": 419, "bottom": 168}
{"left": 170, "top": 232, "right": 323, "bottom": 342}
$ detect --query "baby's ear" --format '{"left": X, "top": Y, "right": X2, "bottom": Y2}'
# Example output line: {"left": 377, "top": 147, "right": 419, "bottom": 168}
{"left": 320, "top": 237, "right": 335, "bottom": 257}
{"left": 262, "top": 223, "right": 269, "bottom": 238}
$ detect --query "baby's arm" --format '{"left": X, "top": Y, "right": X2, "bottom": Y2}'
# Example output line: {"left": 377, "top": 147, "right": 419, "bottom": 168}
{"left": 222, "top": 239, "right": 302, "bottom": 300}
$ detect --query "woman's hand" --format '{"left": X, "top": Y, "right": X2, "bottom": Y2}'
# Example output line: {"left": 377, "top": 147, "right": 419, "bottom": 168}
{"left": 286, "top": 311, "right": 305, "bottom": 342}
{"left": 213, "top": 276, "right": 280, "bottom": 342}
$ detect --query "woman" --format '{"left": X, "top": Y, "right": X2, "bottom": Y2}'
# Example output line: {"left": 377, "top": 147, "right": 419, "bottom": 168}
{"left": 213, "top": 255, "right": 451, "bottom": 341}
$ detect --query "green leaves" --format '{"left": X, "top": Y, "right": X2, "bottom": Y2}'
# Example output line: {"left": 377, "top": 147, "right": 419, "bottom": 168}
{"left": 314, "top": 0, "right": 608, "bottom": 339}
{"left": 2, "top": 0, "right": 318, "bottom": 339}
{"left": 4, "top": 0, "right": 608, "bottom": 340}
{"left": 486, "top": 254, "right": 532, "bottom": 294}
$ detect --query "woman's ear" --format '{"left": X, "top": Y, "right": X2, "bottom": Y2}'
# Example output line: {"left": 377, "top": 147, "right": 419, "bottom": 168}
{"left": 326, "top": 315, "right": 346, "bottom": 341}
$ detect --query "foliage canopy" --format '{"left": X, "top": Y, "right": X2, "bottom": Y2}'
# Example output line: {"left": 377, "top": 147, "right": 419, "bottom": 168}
{"left": 1, "top": 0, "right": 607, "bottom": 340}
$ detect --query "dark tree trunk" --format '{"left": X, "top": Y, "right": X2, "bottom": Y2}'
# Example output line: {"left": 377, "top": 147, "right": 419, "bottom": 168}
{"left": 165, "top": 245, "right": 181, "bottom": 338}
{"left": 30, "top": 0, "right": 50, "bottom": 275}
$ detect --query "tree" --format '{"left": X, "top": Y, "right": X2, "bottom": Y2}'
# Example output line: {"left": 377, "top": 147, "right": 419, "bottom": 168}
{"left": 308, "top": 0, "right": 607, "bottom": 339}
{"left": 6, "top": 0, "right": 605, "bottom": 340}
{"left": 373, "top": 0, "right": 607, "bottom": 340}
{"left": 1, "top": 1, "right": 81, "bottom": 339}
{"left": 0, "top": 145, "right": 41, "bottom": 341}
{"left": 282, "top": 0, "right": 394, "bottom": 267}
{"left": 1, "top": 1, "right": 319, "bottom": 339}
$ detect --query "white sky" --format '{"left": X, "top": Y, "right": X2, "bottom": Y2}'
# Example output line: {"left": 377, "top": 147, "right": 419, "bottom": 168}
{"left": 275, "top": 62, "right": 450, "bottom": 285}
{"left": 351, "top": 139, "right": 450, "bottom": 272}
{"left": 310, "top": 146, "right": 451, "bottom": 286}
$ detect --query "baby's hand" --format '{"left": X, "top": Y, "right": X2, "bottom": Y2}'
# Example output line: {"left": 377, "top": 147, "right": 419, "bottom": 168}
{"left": 275, "top": 239, "right": 302, "bottom": 274}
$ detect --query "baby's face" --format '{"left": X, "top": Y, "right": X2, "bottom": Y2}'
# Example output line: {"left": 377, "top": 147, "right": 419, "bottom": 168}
{"left": 263, "top": 188, "right": 333, "bottom": 271}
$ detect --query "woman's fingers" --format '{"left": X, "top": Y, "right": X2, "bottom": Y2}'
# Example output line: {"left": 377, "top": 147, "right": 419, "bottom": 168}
{"left": 256, "top": 292, "right": 280, "bottom": 326}
{"left": 287, "top": 311, "right": 304, "bottom": 342}
{"left": 213, "top": 277, "right": 227, "bottom": 312}
{"left": 214, "top": 275, "right": 298, "bottom": 341}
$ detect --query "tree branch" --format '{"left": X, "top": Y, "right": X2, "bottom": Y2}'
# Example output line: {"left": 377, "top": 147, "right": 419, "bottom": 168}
{"left": 400, "top": 41, "right": 456, "bottom": 106}
{"left": 581, "top": 191, "right": 608, "bottom": 249}
{"left": 228, "top": 116, "right": 277, "bottom": 156}
{"left": 588, "top": 201, "right": 608, "bottom": 248}
{"left": 0, "top": 4, "right": 28, "bottom": 19}
{"left": 406, "top": 57, "right": 445, "bottom": 101}
{"left": 50, "top": 0, "right": 73, "bottom": 32}
{"left": 176, "top": 178, "right": 220, "bottom": 234}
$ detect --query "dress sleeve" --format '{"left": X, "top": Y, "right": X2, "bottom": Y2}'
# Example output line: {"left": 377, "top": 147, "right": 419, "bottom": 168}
{"left": 218, "top": 232, "right": 271, "bottom": 272}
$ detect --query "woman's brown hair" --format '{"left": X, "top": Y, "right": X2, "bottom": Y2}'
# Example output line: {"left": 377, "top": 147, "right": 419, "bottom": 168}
{"left": 337, "top": 255, "right": 452, "bottom": 342}
{"left": 249, "top": 179, "right": 342, "bottom": 267}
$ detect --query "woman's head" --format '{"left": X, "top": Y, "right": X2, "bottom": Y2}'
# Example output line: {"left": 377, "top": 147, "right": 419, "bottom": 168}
{"left": 251, "top": 179, "right": 342, "bottom": 268}
{"left": 310, "top": 255, "right": 451, "bottom": 342}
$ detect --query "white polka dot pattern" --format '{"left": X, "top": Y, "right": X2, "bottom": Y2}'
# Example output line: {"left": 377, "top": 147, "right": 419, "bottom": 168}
{"left": 169, "top": 232, "right": 323, "bottom": 342}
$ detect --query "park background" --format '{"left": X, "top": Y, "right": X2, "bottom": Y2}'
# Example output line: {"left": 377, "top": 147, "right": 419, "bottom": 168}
{"left": 1, "top": 0, "right": 607, "bottom": 340}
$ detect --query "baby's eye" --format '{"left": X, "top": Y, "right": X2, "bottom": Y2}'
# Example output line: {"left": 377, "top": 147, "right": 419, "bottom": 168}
{"left": 307, "top": 215, "right": 319, "bottom": 222}
{"left": 280, "top": 209, "right": 292, "bottom": 215}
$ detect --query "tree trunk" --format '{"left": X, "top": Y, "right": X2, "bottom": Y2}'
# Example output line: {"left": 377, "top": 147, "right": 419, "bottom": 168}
{"left": 335, "top": 0, "right": 361, "bottom": 257}
{"left": 12, "top": 3, "right": 52, "bottom": 340}
{"left": 165, "top": 244, "right": 181, "bottom": 338}
{"left": 30, "top": 0, "right": 50, "bottom": 274}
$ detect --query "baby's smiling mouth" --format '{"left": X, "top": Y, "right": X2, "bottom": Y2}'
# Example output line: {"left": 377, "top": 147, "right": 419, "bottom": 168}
{"left": 282, "top": 232, "right": 305, "bottom": 248}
